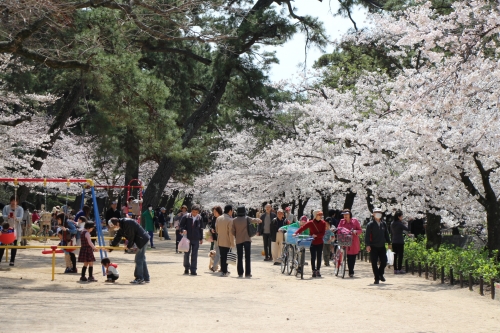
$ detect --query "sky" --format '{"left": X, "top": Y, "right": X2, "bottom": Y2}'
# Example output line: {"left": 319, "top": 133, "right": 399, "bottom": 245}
{"left": 266, "top": 0, "right": 368, "bottom": 82}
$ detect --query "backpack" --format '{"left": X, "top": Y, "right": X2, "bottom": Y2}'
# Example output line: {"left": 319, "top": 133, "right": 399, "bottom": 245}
{"left": 247, "top": 217, "right": 258, "bottom": 238}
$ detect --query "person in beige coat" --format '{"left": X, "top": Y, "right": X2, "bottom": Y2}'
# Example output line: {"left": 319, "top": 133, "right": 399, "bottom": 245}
{"left": 232, "top": 206, "right": 262, "bottom": 278}
{"left": 215, "top": 205, "right": 235, "bottom": 276}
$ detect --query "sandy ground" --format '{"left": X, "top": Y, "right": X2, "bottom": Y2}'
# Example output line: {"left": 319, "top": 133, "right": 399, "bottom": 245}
{"left": 0, "top": 231, "right": 499, "bottom": 333}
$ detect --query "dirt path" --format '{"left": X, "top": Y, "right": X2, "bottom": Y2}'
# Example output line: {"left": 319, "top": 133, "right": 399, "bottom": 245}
{"left": 0, "top": 234, "right": 499, "bottom": 333}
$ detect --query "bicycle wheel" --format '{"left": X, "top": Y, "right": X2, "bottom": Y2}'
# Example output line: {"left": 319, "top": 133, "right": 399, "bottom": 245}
{"left": 280, "top": 245, "right": 288, "bottom": 274}
{"left": 287, "top": 245, "right": 295, "bottom": 275}
{"left": 300, "top": 248, "right": 306, "bottom": 280}
{"left": 341, "top": 247, "right": 347, "bottom": 278}
{"left": 334, "top": 246, "right": 342, "bottom": 276}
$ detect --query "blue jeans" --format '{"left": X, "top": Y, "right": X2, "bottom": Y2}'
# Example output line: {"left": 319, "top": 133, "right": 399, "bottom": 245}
{"left": 184, "top": 242, "right": 199, "bottom": 273}
{"left": 134, "top": 245, "right": 150, "bottom": 281}
{"left": 148, "top": 231, "right": 154, "bottom": 247}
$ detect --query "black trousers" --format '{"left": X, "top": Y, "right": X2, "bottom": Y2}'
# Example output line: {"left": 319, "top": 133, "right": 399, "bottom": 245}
{"left": 370, "top": 246, "right": 387, "bottom": 280}
{"left": 69, "top": 252, "right": 76, "bottom": 269}
{"left": 310, "top": 244, "right": 323, "bottom": 271}
{"left": 262, "top": 233, "right": 272, "bottom": 258}
{"left": 107, "top": 274, "right": 119, "bottom": 281}
{"left": 347, "top": 254, "right": 357, "bottom": 275}
{"left": 236, "top": 241, "right": 251, "bottom": 276}
{"left": 392, "top": 243, "right": 404, "bottom": 271}
{"left": 219, "top": 246, "right": 230, "bottom": 274}
{"left": 0, "top": 240, "right": 17, "bottom": 263}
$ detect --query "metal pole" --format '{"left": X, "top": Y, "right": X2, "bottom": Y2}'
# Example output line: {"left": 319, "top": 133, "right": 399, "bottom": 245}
{"left": 433, "top": 266, "right": 437, "bottom": 281}
{"left": 51, "top": 246, "right": 57, "bottom": 281}
{"left": 479, "top": 276, "right": 484, "bottom": 296}
{"left": 91, "top": 186, "right": 107, "bottom": 276}
{"left": 425, "top": 263, "right": 429, "bottom": 279}
{"left": 418, "top": 262, "right": 422, "bottom": 277}
{"left": 469, "top": 272, "right": 473, "bottom": 291}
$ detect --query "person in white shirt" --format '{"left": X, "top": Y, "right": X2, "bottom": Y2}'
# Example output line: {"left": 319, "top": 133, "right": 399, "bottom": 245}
{"left": 1, "top": 195, "right": 24, "bottom": 266}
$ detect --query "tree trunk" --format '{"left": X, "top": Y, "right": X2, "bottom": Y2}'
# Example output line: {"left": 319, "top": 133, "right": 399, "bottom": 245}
{"left": 142, "top": 0, "right": 276, "bottom": 209}
{"left": 320, "top": 193, "right": 331, "bottom": 215}
{"left": 297, "top": 197, "right": 310, "bottom": 218}
{"left": 290, "top": 199, "right": 297, "bottom": 215}
{"left": 343, "top": 190, "right": 356, "bottom": 210}
{"left": 182, "top": 193, "right": 193, "bottom": 211}
{"left": 365, "top": 188, "right": 374, "bottom": 213}
{"left": 124, "top": 128, "right": 140, "bottom": 198}
{"left": 165, "top": 189, "right": 179, "bottom": 213}
{"left": 485, "top": 202, "right": 500, "bottom": 257}
{"left": 426, "top": 211, "right": 442, "bottom": 250}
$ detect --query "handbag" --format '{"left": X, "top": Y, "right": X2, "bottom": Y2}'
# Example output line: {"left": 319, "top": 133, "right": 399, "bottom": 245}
{"left": 178, "top": 235, "right": 190, "bottom": 252}
{"left": 247, "top": 217, "right": 258, "bottom": 238}
{"left": 227, "top": 249, "right": 237, "bottom": 265}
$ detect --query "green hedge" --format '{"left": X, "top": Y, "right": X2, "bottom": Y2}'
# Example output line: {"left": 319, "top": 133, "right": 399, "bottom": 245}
{"left": 403, "top": 238, "right": 500, "bottom": 281}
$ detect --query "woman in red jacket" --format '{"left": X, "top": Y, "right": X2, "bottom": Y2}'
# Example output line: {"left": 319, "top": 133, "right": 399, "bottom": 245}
{"left": 293, "top": 210, "right": 327, "bottom": 278}
{"left": 337, "top": 208, "right": 362, "bottom": 278}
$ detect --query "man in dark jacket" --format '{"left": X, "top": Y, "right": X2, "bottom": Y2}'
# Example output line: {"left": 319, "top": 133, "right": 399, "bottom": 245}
{"left": 365, "top": 208, "right": 391, "bottom": 284}
{"left": 105, "top": 201, "right": 121, "bottom": 238}
{"left": 109, "top": 217, "right": 150, "bottom": 284}
{"left": 270, "top": 209, "right": 289, "bottom": 265}
{"left": 180, "top": 205, "right": 203, "bottom": 276}
{"left": 257, "top": 204, "right": 276, "bottom": 261}
{"left": 158, "top": 207, "right": 171, "bottom": 240}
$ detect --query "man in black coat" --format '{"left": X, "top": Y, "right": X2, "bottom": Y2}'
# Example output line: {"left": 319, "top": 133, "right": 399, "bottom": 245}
{"left": 365, "top": 208, "right": 391, "bottom": 284}
{"left": 109, "top": 217, "right": 150, "bottom": 284}
{"left": 180, "top": 205, "right": 203, "bottom": 276}
{"left": 105, "top": 201, "right": 121, "bottom": 238}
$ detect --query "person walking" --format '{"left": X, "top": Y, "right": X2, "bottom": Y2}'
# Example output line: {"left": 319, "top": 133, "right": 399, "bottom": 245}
{"left": 180, "top": 205, "right": 203, "bottom": 276}
{"left": 293, "top": 210, "right": 327, "bottom": 278}
{"left": 365, "top": 207, "right": 391, "bottom": 284}
{"left": 258, "top": 204, "right": 276, "bottom": 261}
{"left": 285, "top": 207, "right": 296, "bottom": 223}
{"left": 174, "top": 205, "right": 188, "bottom": 253}
{"left": 141, "top": 204, "right": 156, "bottom": 248}
{"left": 209, "top": 206, "right": 223, "bottom": 273}
{"left": 109, "top": 217, "right": 151, "bottom": 284}
{"left": 271, "top": 209, "right": 288, "bottom": 265}
{"left": 215, "top": 205, "right": 234, "bottom": 276}
{"left": 232, "top": 206, "right": 261, "bottom": 277}
{"left": 391, "top": 210, "right": 411, "bottom": 274}
{"left": 158, "top": 207, "right": 171, "bottom": 240}
{"left": 337, "top": 208, "right": 362, "bottom": 277}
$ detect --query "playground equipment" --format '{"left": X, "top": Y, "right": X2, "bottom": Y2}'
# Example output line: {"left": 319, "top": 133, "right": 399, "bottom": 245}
{"left": 94, "top": 178, "right": 144, "bottom": 219}
{"left": 0, "top": 244, "right": 122, "bottom": 281}
{"left": 0, "top": 178, "right": 108, "bottom": 275}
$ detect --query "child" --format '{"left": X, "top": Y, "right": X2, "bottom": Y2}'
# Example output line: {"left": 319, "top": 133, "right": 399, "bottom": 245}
{"left": 57, "top": 213, "right": 77, "bottom": 273}
{"left": 1, "top": 222, "right": 14, "bottom": 234}
{"left": 78, "top": 222, "right": 99, "bottom": 282}
{"left": 323, "top": 221, "right": 334, "bottom": 266}
{"left": 101, "top": 258, "right": 119, "bottom": 283}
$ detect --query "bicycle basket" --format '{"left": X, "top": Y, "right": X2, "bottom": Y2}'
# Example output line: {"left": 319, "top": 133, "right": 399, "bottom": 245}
{"left": 297, "top": 236, "right": 314, "bottom": 248}
{"left": 337, "top": 234, "right": 353, "bottom": 247}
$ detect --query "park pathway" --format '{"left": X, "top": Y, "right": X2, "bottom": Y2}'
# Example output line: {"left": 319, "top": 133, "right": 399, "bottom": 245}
{"left": 0, "top": 236, "right": 498, "bottom": 333}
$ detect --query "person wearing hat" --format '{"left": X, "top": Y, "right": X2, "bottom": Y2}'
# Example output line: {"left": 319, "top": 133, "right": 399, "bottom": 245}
{"left": 365, "top": 207, "right": 391, "bottom": 284}
{"left": 105, "top": 201, "right": 121, "bottom": 238}
{"left": 231, "top": 206, "right": 262, "bottom": 277}
{"left": 293, "top": 210, "right": 327, "bottom": 278}
{"left": 337, "top": 208, "right": 362, "bottom": 277}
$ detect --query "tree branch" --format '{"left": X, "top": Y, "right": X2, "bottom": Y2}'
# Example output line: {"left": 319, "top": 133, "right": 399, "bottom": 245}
{"left": 140, "top": 41, "right": 212, "bottom": 65}
{"left": 0, "top": 115, "right": 32, "bottom": 126}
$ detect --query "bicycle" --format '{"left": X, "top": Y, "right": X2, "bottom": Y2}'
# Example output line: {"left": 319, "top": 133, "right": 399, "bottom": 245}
{"left": 293, "top": 236, "right": 313, "bottom": 280}
{"left": 334, "top": 232, "right": 353, "bottom": 278}
{"left": 280, "top": 239, "right": 289, "bottom": 274}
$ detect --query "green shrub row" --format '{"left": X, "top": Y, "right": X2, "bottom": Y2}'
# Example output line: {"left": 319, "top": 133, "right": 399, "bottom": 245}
{"left": 403, "top": 238, "right": 500, "bottom": 281}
